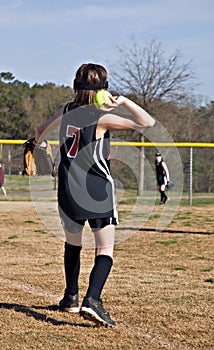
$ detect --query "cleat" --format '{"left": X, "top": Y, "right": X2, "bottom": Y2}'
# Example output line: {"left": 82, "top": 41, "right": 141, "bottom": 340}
{"left": 160, "top": 197, "right": 168, "bottom": 205}
{"left": 59, "top": 294, "right": 79, "bottom": 313}
{"left": 163, "top": 196, "right": 168, "bottom": 204}
{"left": 79, "top": 296, "right": 116, "bottom": 327}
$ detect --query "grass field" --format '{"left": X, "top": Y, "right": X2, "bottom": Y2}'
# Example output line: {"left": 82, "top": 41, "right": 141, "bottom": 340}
{"left": 0, "top": 178, "right": 214, "bottom": 349}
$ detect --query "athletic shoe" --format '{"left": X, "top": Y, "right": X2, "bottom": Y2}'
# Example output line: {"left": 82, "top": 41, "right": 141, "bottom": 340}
{"left": 79, "top": 296, "right": 116, "bottom": 327}
{"left": 59, "top": 294, "right": 79, "bottom": 313}
{"left": 163, "top": 196, "right": 168, "bottom": 204}
{"left": 159, "top": 197, "right": 168, "bottom": 205}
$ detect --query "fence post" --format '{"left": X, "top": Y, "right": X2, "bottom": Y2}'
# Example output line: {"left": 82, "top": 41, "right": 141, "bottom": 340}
{"left": 189, "top": 147, "right": 193, "bottom": 205}
{"left": 138, "top": 136, "right": 144, "bottom": 196}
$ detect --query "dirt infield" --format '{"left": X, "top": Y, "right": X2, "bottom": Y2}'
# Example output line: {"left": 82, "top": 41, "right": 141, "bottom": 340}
{"left": 0, "top": 201, "right": 214, "bottom": 350}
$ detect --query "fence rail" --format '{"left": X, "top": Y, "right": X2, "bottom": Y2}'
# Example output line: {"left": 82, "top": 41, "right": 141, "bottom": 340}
{"left": 0, "top": 140, "right": 213, "bottom": 204}
{"left": 1, "top": 140, "right": 214, "bottom": 147}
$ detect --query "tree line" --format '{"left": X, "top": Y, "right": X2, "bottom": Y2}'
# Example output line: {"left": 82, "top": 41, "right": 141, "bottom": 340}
{"left": 0, "top": 71, "right": 74, "bottom": 139}
{"left": 0, "top": 40, "right": 213, "bottom": 192}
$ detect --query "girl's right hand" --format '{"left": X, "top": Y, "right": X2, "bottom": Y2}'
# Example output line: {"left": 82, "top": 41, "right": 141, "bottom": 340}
{"left": 99, "top": 95, "right": 126, "bottom": 112}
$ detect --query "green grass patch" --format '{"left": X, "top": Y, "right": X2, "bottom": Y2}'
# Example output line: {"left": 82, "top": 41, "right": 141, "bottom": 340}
{"left": 201, "top": 267, "right": 212, "bottom": 272}
{"left": 114, "top": 247, "right": 124, "bottom": 251}
{"left": 150, "top": 214, "right": 160, "bottom": 219}
{"left": 174, "top": 215, "right": 190, "bottom": 220}
{"left": 163, "top": 295, "right": 193, "bottom": 303}
{"left": 2, "top": 178, "right": 214, "bottom": 207}
{"left": 8, "top": 235, "right": 18, "bottom": 240}
{"left": 24, "top": 220, "right": 39, "bottom": 224}
{"left": 0, "top": 195, "right": 32, "bottom": 201}
{"left": 173, "top": 267, "right": 186, "bottom": 271}
{"left": 119, "top": 197, "right": 136, "bottom": 205}
{"left": 180, "top": 195, "right": 214, "bottom": 206}
{"left": 3, "top": 175, "right": 56, "bottom": 199}
{"left": 5, "top": 175, "right": 30, "bottom": 186}
{"left": 123, "top": 265, "right": 136, "bottom": 269}
{"left": 163, "top": 297, "right": 171, "bottom": 302}
{"left": 118, "top": 211, "right": 132, "bottom": 220}
{"left": 156, "top": 239, "right": 177, "bottom": 246}
{"left": 183, "top": 222, "right": 192, "bottom": 226}
{"left": 204, "top": 278, "right": 214, "bottom": 283}
{"left": 34, "top": 229, "right": 47, "bottom": 234}
{"left": 204, "top": 218, "right": 214, "bottom": 223}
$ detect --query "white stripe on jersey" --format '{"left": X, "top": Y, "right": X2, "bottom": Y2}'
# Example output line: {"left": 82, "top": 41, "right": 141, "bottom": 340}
{"left": 93, "top": 137, "right": 118, "bottom": 222}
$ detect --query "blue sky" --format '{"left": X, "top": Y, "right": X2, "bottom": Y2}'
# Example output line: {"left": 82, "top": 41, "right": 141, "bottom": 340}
{"left": 0, "top": 0, "right": 213, "bottom": 100}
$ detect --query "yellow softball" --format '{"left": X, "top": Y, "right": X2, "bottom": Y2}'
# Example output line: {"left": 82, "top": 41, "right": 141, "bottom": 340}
{"left": 94, "top": 90, "right": 113, "bottom": 108}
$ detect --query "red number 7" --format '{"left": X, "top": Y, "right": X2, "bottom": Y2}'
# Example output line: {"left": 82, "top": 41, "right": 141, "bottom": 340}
{"left": 66, "top": 125, "right": 80, "bottom": 158}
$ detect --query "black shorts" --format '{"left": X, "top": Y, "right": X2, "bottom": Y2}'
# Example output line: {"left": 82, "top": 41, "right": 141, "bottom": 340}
{"left": 157, "top": 175, "right": 167, "bottom": 186}
{"left": 62, "top": 216, "right": 118, "bottom": 233}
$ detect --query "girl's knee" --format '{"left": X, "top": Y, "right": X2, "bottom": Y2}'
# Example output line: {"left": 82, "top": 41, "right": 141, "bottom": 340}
{"left": 65, "top": 229, "right": 83, "bottom": 246}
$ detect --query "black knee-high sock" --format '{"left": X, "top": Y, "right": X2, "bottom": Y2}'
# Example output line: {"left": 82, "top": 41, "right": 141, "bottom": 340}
{"left": 160, "top": 190, "right": 165, "bottom": 201}
{"left": 64, "top": 242, "right": 82, "bottom": 296}
{"left": 85, "top": 255, "right": 113, "bottom": 301}
{"left": 160, "top": 190, "right": 167, "bottom": 202}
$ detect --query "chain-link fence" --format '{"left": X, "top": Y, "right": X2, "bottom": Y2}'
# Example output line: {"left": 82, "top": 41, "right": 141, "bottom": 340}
{"left": 0, "top": 141, "right": 213, "bottom": 203}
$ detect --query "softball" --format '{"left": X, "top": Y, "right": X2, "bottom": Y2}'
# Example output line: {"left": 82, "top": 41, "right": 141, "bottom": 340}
{"left": 94, "top": 90, "right": 113, "bottom": 108}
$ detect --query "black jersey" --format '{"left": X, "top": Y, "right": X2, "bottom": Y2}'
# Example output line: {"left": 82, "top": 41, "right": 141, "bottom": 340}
{"left": 155, "top": 160, "right": 166, "bottom": 186}
{"left": 58, "top": 103, "right": 117, "bottom": 226}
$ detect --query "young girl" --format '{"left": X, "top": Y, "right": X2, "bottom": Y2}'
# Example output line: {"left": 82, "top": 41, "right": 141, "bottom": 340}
{"left": 35, "top": 63, "right": 155, "bottom": 327}
{"left": 155, "top": 153, "right": 170, "bottom": 204}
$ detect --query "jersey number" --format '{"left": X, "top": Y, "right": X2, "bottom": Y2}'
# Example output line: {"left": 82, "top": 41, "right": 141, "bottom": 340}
{"left": 66, "top": 125, "right": 80, "bottom": 158}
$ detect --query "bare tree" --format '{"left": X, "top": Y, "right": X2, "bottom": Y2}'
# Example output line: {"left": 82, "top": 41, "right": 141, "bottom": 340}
{"left": 109, "top": 39, "right": 196, "bottom": 196}
{"left": 109, "top": 39, "right": 195, "bottom": 111}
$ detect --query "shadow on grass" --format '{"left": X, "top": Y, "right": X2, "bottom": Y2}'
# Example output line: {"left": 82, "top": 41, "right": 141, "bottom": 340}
{"left": 0, "top": 302, "right": 95, "bottom": 328}
{"left": 116, "top": 227, "right": 214, "bottom": 235}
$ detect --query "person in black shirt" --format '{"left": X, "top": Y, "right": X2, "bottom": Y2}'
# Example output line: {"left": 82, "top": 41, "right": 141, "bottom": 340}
{"left": 35, "top": 63, "right": 155, "bottom": 327}
{"left": 0, "top": 161, "right": 7, "bottom": 196}
{"left": 155, "top": 153, "right": 170, "bottom": 204}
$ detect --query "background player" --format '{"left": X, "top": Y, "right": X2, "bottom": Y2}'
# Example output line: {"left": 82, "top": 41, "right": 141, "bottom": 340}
{"left": 155, "top": 152, "right": 170, "bottom": 204}
{"left": 0, "top": 161, "right": 7, "bottom": 196}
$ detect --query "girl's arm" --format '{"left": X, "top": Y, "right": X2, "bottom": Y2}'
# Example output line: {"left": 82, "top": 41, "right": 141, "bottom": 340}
{"left": 35, "top": 106, "right": 64, "bottom": 143}
{"left": 162, "top": 162, "right": 170, "bottom": 182}
{"left": 97, "top": 96, "right": 155, "bottom": 134}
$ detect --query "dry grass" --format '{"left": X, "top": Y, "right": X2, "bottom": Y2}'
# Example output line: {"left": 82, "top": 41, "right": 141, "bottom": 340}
{"left": 0, "top": 201, "right": 214, "bottom": 350}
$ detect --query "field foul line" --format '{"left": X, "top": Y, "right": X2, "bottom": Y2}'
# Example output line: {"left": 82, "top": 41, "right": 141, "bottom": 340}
{"left": 0, "top": 277, "right": 60, "bottom": 302}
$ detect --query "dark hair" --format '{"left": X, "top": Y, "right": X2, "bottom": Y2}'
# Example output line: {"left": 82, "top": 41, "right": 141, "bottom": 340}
{"left": 73, "top": 63, "right": 108, "bottom": 106}
{"left": 155, "top": 153, "right": 161, "bottom": 157}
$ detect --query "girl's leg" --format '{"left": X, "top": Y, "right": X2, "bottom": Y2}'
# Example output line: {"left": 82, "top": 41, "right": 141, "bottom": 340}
{"left": 80, "top": 224, "right": 116, "bottom": 326}
{"left": 1, "top": 185, "right": 6, "bottom": 196}
{"left": 94, "top": 224, "right": 115, "bottom": 258}
{"left": 64, "top": 229, "right": 83, "bottom": 297}
{"left": 86, "top": 224, "right": 115, "bottom": 300}
{"left": 159, "top": 184, "right": 167, "bottom": 204}
{"left": 59, "top": 229, "right": 83, "bottom": 312}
